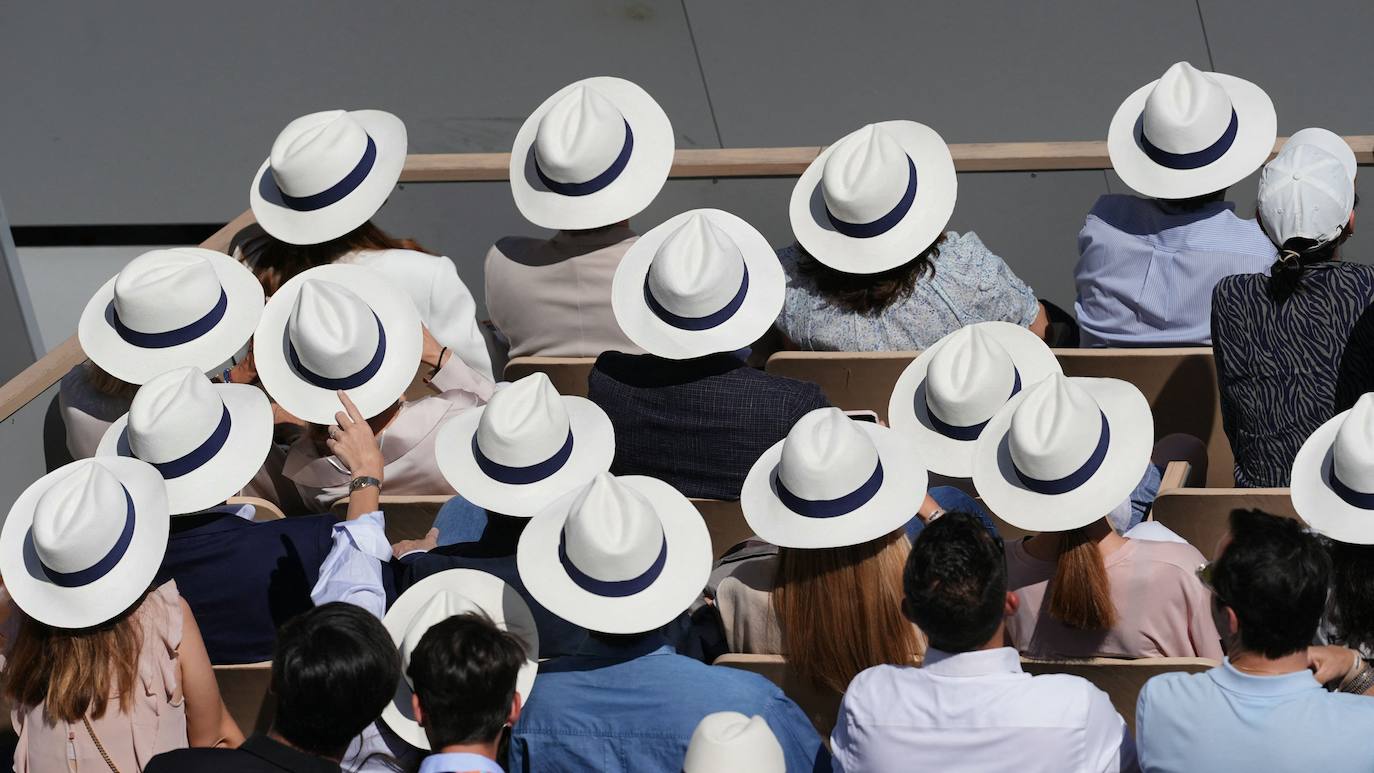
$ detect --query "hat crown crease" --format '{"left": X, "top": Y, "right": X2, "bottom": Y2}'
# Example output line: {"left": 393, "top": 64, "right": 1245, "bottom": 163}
{"left": 477, "top": 373, "right": 571, "bottom": 467}
{"left": 287, "top": 280, "right": 380, "bottom": 379}
{"left": 779, "top": 408, "right": 880, "bottom": 501}
{"left": 270, "top": 110, "right": 369, "bottom": 197}
{"left": 1333, "top": 394, "right": 1374, "bottom": 492}
{"left": 646, "top": 213, "right": 746, "bottom": 317}
{"left": 821, "top": 124, "right": 910, "bottom": 224}
{"left": 1143, "top": 62, "right": 1234, "bottom": 155}
{"left": 1008, "top": 376, "right": 1104, "bottom": 481}
{"left": 534, "top": 86, "right": 626, "bottom": 185}
{"left": 112, "top": 251, "right": 222, "bottom": 334}
{"left": 564, "top": 474, "right": 664, "bottom": 582}
{"left": 128, "top": 367, "right": 222, "bottom": 463}
{"left": 32, "top": 462, "right": 127, "bottom": 575}
{"left": 926, "top": 327, "right": 1017, "bottom": 427}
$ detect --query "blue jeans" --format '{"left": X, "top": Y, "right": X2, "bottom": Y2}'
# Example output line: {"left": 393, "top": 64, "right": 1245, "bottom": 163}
{"left": 906, "top": 486, "right": 1000, "bottom": 543}
{"left": 431, "top": 495, "right": 490, "bottom": 546}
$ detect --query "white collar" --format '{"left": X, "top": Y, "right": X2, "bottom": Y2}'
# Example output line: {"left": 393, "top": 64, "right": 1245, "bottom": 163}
{"left": 922, "top": 647, "right": 1024, "bottom": 677}
{"left": 417, "top": 751, "right": 503, "bottom": 773}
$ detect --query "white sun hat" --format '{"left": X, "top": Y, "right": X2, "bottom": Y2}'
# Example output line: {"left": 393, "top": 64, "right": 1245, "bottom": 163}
{"left": 1286, "top": 127, "right": 1357, "bottom": 182}
{"left": 971, "top": 374, "right": 1153, "bottom": 533}
{"left": 683, "top": 712, "right": 786, "bottom": 773}
{"left": 380, "top": 568, "right": 539, "bottom": 751}
{"left": 1108, "top": 62, "right": 1277, "bottom": 200}
{"left": 78, "top": 248, "right": 265, "bottom": 385}
{"left": 96, "top": 367, "right": 273, "bottom": 515}
{"left": 435, "top": 372, "right": 614, "bottom": 517}
{"left": 1291, "top": 393, "right": 1374, "bottom": 545}
{"left": 889, "top": 322, "right": 1062, "bottom": 479}
{"left": 518, "top": 472, "right": 711, "bottom": 634}
{"left": 0, "top": 458, "right": 169, "bottom": 629}
{"left": 611, "top": 209, "right": 784, "bottom": 360}
{"left": 1258, "top": 142, "right": 1355, "bottom": 247}
{"left": 254, "top": 263, "right": 421, "bottom": 424}
{"left": 510, "top": 77, "right": 674, "bottom": 230}
{"left": 789, "top": 121, "right": 958, "bottom": 275}
{"left": 740, "top": 407, "right": 928, "bottom": 549}
{"left": 251, "top": 109, "right": 408, "bottom": 245}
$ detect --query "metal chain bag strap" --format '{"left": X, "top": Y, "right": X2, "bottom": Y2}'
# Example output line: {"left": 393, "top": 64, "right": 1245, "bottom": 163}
{"left": 81, "top": 717, "right": 122, "bottom": 773}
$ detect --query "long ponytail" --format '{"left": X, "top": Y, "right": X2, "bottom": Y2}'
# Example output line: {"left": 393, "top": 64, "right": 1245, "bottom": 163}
{"left": 1047, "top": 527, "right": 1117, "bottom": 631}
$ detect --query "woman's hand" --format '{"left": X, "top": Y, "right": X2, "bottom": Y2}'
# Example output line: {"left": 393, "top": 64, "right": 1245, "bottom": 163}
{"left": 327, "top": 390, "right": 384, "bottom": 481}
{"left": 225, "top": 349, "right": 258, "bottom": 385}
{"left": 1308, "top": 644, "right": 1361, "bottom": 686}
{"left": 420, "top": 325, "right": 451, "bottom": 374}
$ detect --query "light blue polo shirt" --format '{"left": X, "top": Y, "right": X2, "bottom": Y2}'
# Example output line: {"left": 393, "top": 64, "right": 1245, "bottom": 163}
{"left": 1136, "top": 659, "right": 1374, "bottom": 772}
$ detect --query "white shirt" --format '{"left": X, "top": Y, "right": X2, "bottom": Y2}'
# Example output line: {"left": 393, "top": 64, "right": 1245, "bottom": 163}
{"left": 831, "top": 647, "right": 1137, "bottom": 773}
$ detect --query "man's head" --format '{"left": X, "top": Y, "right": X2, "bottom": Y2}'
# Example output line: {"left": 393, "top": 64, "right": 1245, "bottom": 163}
{"left": 1211, "top": 509, "right": 1331, "bottom": 658}
{"left": 271, "top": 603, "right": 400, "bottom": 759}
{"left": 407, "top": 613, "right": 527, "bottom": 750}
{"left": 902, "top": 513, "right": 1017, "bottom": 652}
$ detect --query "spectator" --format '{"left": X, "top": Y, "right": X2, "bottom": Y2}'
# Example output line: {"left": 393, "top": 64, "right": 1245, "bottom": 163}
{"left": 253, "top": 264, "right": 492, "bottom": 511}
{"left": 592, "top": 209, "right": 830, "bottom": 499}
{"left": 1135, "top": 510, "right": 1374, "bottom": 772}
{"left": 243, "top": 108, "right": 491, "bottom": 380}
{"left": 0, "top": 458, "right": 243, "bottom": 770}
{"left": 972, "top": 375, "right": 1222, "bottom": 659}
{"left": 780, "top": 121, "right": 1053, "bottom": 350}
{"left": 511, "top": 473, "right": 828, "bottom": 771}
{"left": 1076, "top": 62, "right": 1277, "bottom": 347}
{"left": 683, "top": 713, "right": 785, "bottom": 773}
{"left": 488, "top": 76, "right": 675, "bottom": 358}
{"left": 832, "top": 513, "right": 1137, "bottom": 772}
{"left": 146, "top": 603, "right": 400, "bottom": 772}
{"left": 1213, "top": 139, "right": 1364, "bottom": 486}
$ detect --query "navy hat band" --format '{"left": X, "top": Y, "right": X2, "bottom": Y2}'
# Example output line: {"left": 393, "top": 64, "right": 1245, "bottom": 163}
{"left": 40, "top": 486, "right": 136, "bottom": 588}
{"left": 1013, "top": 412, "right": 1111, "bottom": 495}
{"left": 827, "top": 156, "right": 918, "bottom": 239}
{"left": 109, "top": 288, "right": 228, "bottom": 350}
{"left": 644, "top": 265, "right": 750, "bottom": 331}
{"left": 288, "top": 311, "right": 387, "bottom": 391}
{"left": 1138, "top": 109, "right": 1239, "bottom": 170}
{"left": 473, "top": 430, "right": 574, "bottom": 485}
{"left": 536, "top": 120, "right": 634, "bottom": 197}
{"left": 1330, "top": 464, "right": 1374, "bottom": 510}
{"left": 926, "top": 369, "right": 1022, "bottom": 442}
{"left": 558, "top": 530, "right": 667, "bottom": 597}
{"left": 265, "top": 134, "right": 378, "bottom": 213}
{"left": 776, "top": 461, "right": 884, "bottom": 519}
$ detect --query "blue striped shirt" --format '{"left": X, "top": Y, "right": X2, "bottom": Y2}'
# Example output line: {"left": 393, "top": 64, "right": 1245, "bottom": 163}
{"left": 1074, "top": 195, "right": 1276, "bottom": 347}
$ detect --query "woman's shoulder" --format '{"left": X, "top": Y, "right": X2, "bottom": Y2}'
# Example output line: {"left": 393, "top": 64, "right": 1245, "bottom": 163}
{"left": 350, "top": 247, "right": 448, "bottom": 270}
{"left": 138, "top": 581, "right": 185, "bottom": 649}
{"left": 1122, "top": 537, "right": 1206, "bottom": 574}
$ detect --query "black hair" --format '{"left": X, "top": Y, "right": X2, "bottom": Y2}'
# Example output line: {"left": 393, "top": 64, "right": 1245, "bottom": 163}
{"left": 794, "top": 235, "right": 944, "bottom": 315}
{"left": 1212, "top": 509, "right": 1331, "bottom": 658}
{"left": 1265, "top": 195, "right": 1357, "bottom": 303}
{"left": 271, "top": 603, "right": 401, "bottom": 758}
{"left": 407, "top": 613, "right": 527, "bottom": 748}
{"left": 1325, "top": 540, "right": 1374, "bottom": 655}
{"left": 902, "top": 513, "right": 1007, "bottom": 652}
{"left": 1158, "top": 188, "right": 1228, "bottom": 212}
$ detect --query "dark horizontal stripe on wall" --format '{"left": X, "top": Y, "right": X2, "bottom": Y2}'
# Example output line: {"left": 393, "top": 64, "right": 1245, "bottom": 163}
{"left": 12, "top": 223, "right": 227, "bottom": 247}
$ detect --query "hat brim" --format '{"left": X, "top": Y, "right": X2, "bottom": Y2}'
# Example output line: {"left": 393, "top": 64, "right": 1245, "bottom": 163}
{"left": 889, "top": 322, "right": 1062, "bottom": 479}
{"left": 434, "top": 397, "right": 615, "bottom": 517}
{"left": 740, "top": 423, "right": 928, "bottom": 549}
{"left": 0, "top": 458, "right": 170, "bottom": 629}
{"left": 510, "top": 77, "right": 674, "bottom": 231}
{"left": 611, "top": 208, "right": 784, "bottom": 360}
{"left": 1291, "top": 411, "right": 1372, "bottom": 543}
{"left": 254, "top": 263, "right": 422, "bottom": 424}
{"left": 250, "top": 110, "right": 407, "bottom": 245}
{"left": 78, "top": 250, "right": 265, "bottom": 385}
{"left": 971, "top": 378, "right": 1153, "bottom": 533}
{"left": 96, "top": 385, "right": 274, "bottom": 515}
{"left": 1108, "top": 73, "right": 1276, "bottom": 200}
{"left": 380, "top": 568, "right": 540, "bottom": 750}
{"left": 789, "top": 121, "right": 957, "bottom": 275}
{"left": 517, "top": 476, "right": 711, "bottom": 634}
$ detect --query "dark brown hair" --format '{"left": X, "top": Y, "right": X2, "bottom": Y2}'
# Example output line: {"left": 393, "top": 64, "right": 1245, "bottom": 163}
{"left": 85, "top": 362, "right": 138, "bottom": 401}
{"left": 1046, "top": 527, "right": 1117, "bottom": 631}
{"left": 5, "top": 606, "right": 144, "bottom": 722}
{"left": 243, "top": 220, "right": 432, "bottom": 297}
{"left": 794, "top": 234, "right": 945, "bottom": 315}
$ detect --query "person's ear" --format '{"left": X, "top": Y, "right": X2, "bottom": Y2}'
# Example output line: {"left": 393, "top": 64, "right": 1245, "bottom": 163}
{"left": 411, "top": 694, "right": 426, "bottom": 728}
{"left": 1004, "top": 591, "right": 1019, "bottom": 617}
{"left": 1226, "top": 606, "right": 1239, "bottom": 636}
{"left": 1348, "top": 210, "right": 1357, "bottom": 237}
{"left": 508, "top": 692, "right": 523, "bottom": 728}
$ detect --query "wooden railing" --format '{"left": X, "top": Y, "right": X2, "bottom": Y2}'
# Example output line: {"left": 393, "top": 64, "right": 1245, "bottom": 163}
{"left": 4, "top": 135, "right": 1374, "bottom": 424}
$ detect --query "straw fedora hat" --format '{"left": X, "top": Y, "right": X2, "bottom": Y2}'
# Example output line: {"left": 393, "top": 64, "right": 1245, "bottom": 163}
{"left": 1292, "top": 393, "right": 1374, "bottom": 545}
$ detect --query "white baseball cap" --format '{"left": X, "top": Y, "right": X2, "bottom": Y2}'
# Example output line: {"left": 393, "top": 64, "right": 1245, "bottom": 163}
{"left": 1259, "top": 142, "right": 1355, "bottom": 248}
{"left": 1286, "top": 128, "right": 1357, "bottom": 182}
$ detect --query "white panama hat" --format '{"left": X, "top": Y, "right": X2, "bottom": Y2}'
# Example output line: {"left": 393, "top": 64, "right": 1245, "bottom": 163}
{"left": 1291, "top": 393, "right": 1374, "bottom": 544}
{"left": 1108, "top": 62, "right": 1277, "bottom": 200}
{"left": 889, "top": 322, "right": 1062, "bottom": 479}
{"left": 510, "top": 77, "right": 674, "bottom": 230}
{"left": 789, "top": 121, "right": 958, "bottom": 275}
{"left": 254, "top": 263, "right": 422, "bottom": 425}
{"left": 683, "top": 712, "right": 786, "bottom": 773}
{"left": 78, "top": 248, "right": 265, "bottom": 385}
{"left": 611, "top": 209, "right": 784, "bottom": 360}
{"left": 251, "top": 109, "right": 408, "bottom": 245}
{"left": 435, "top": 372, "right": 614, "bottom": 517}
{"left": 0, "top": 458, "right": 170, "bottom": 629}
{"left": 1286, "top": 127, "right": 1357, "bottom": 182}
{"left": 971, "top": 375, "right": 1153, "bottom": 533}
{"left": 740, "top": 407, "right": 928, "bottom": 549}
{"left": 517, "top": 473, "right": 711, "bottom": 634}
{"left": 380, "top": 569, "right": 539, "bottom": 751}
{"left": 1258, "top": 141, "right": 1355, "bottom": 247}
{"left": 97, "top": 367, "right": 273, "bottom": 515}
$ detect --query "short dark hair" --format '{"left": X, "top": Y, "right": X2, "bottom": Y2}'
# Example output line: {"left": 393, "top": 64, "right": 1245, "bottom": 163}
{"left": 902, "top": 513, "right": 1007, "bottom": 652}
{"left": 271, "top": 603, "right": 400, "bottom": 758}
{"left": 407, "top": 613, "right": 527, "bottom": 748}
{"left": 1212, "top": 509, "right": 1331, "bottom": 658}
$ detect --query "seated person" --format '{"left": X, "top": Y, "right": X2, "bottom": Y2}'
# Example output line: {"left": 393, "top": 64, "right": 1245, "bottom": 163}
{"left": 972, "top": 375, "right": 1222, "bottom": 659}
{"left": 508, "top": 472, "right": 828, "bottom": 772}
{"left": 832, "top": 513, "right": 1136, "bottom": 772}
{"left": 1213, "top": 140, "right": 1365, "bottom": 487}
{"left": 591, "top": 209, "right": 829, "bottom": 500}
{"left": 780, "top": 121, "right": 1049, "bottom": 350}
{"left": 489, "top": 76, "right": 675, "bottom": 358}
{"left": 252, "top": 263, "right": 492, "bottom": 511}
{"left": 146, "top": 603, "right": 400, "bottom": 772}
{"left": 1135, "top": 510, "right": 1374, "bottom": 772}
{"left": 1076, "top": 62, "right": 1277, "bottom": 347}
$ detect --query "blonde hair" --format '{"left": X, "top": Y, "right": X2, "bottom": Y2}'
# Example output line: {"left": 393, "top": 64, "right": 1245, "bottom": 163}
{"left": 4, "top": 609, "right": 144, "bottom": 722}
{"left": 1047, "top": 527, "right": 1117, "bottom": 630}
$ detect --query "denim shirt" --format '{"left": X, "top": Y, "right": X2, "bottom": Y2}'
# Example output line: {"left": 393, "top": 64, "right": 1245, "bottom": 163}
{"left": 508, "top": 635, "right": 830, "bottom": 773}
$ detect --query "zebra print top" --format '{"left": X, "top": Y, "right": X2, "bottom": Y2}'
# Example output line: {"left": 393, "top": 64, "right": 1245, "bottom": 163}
{"left": 1212, "top": 261, "right": 1374, "bottom": 487}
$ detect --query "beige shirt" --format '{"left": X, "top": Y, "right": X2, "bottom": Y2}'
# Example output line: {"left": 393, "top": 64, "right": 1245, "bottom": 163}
{"left": 484, "top": 226, "right": 644, "bottom": 358}
{"left": 1005, "top": 536, "right": 1224, "bottom": 660}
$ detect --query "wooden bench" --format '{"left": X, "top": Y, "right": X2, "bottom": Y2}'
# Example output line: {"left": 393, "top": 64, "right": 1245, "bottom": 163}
{"left": 503, "top": 357, "right": 596, "bottom": 397}
{"left": 1149, "top": 488, "right": 1299, "bottom": 560}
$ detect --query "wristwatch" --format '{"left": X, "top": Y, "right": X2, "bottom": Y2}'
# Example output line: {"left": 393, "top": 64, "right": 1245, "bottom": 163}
{"left": 349, "top": 476, "right": 382, "bottom": 493}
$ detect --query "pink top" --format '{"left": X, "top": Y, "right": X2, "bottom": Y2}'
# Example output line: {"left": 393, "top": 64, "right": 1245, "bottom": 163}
{"left": 6, "top": 581, "right": 187, "bottom": 772}
{"left": 1005, "top": 536, "right": 1224, "bottom": 660}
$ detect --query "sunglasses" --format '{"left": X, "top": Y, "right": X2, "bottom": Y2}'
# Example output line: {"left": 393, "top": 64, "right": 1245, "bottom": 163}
{"left": 1195, "top": 561, "right": 1227, "bottom": 605}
